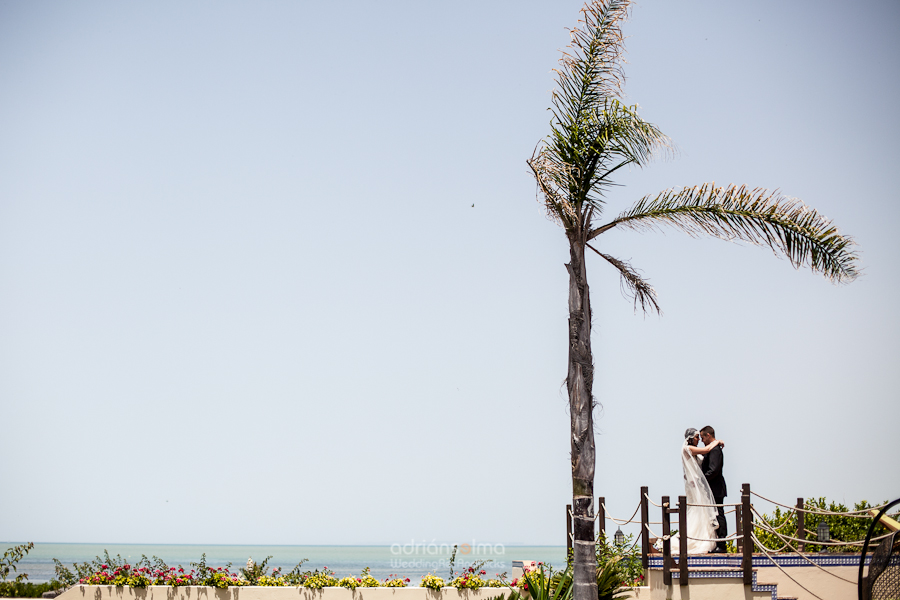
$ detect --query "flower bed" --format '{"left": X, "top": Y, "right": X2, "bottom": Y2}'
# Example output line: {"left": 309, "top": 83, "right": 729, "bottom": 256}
{"left": 56, "top": 585, "right": 515, "bottom": 600}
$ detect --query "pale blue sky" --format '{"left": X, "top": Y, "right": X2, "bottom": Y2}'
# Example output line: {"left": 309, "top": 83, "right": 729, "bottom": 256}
{"left": 1, "top": 0, "right": 897, "bottom": 546}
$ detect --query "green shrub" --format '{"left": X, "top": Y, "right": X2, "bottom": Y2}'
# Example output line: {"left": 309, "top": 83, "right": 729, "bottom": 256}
{"left": 240, "top": 556, "right": 274, "bottom": 585}
{"left": 0, "top": 581, "right": 64, "bottom": 598}
{"left": 753, "top": 498, "right": 892, "bottom": 553}
{"left": 279, "top": 560, "right": 311, "bottom": 586}
{"left": 597, "top": 533, "right": 643, "bottom": 589}
{"left": 0, "top": 543, "right": 68, "bottom": 597}
{"left": 1, "top": 544, "right": 34, "bottom": 585}
{"left": 517, "top": 564, "right": 570, "bottom": 600}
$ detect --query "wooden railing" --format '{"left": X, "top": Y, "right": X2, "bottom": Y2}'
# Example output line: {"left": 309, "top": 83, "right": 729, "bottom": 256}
{"left": 566, "top": 482, "right": 822, "bottom": 587}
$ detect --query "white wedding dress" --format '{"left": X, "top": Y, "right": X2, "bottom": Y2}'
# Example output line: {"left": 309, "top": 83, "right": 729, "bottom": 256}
{"left": 670, "top": 440, "right": 720, "bottom": 554}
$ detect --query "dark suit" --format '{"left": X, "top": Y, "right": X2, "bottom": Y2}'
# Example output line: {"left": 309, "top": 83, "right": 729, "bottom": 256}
{"left": 701, "top": 446, "right": 728, "bottom": 551}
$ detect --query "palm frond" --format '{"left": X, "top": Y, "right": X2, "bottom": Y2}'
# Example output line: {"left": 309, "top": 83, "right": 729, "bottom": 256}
{"left": 530, "top": 102, "right": 669, "bottom": 230}
{"left": 546, "top": 0, "right": 634, "bottom": 215}
{"left": 532, "top": 0, "right": 669, "bottom": 223}
{"left": 587, "top": 245, "right": 661, "bottom": 314}
{"left": 580, "top": 100, "right": 671, "bottom": 187}
{"left": 588, "top": 183, "right": 859, "bottom": 283}
{"left": 551, "top": 0, "right": 631, "bottom": 131}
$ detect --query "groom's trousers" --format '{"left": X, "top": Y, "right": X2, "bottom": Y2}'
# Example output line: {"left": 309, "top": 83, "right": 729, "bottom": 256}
{"left": 713, "top": 494, "right": 727, "bottom": 552}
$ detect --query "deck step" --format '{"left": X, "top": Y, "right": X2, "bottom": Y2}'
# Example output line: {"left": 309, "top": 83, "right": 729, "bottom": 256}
{"left": 648, "top": 566, "right": 753, "bottom": 573}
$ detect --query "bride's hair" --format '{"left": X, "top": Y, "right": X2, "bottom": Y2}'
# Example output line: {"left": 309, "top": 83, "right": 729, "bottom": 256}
{"left": 684, "top": 427, "right": 699, "bottom": 440}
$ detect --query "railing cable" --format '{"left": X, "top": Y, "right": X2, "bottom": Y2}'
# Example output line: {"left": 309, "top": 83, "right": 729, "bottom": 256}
{"left": 644, "top": 494, "right": 662, "bottom": 508}
{"left": 750, "top": 491, "right": 889, "bottom": 516}
{"left": 750, "top": 533, "right": 830, "bottom": 600}
{"left": 601, "top": 502, "right": 642, "bottom": 526}
{"left": 750, "top": 506, "right": 865, "bottom": 584}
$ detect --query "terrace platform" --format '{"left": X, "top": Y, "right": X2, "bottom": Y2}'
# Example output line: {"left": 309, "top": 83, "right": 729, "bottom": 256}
{"left": 631, "top": 552, "right": 861, "bottom": 600}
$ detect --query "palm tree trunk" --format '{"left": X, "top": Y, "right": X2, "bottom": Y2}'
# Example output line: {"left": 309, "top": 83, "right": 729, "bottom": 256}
{"left": 566, "top": 240, "right": 598, "bottom": 600}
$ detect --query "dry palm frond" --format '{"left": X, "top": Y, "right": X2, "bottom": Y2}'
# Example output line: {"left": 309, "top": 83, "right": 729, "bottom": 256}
{"left": 589, "top": 183, "right": 859, "bottom": 283}
{"left": 529, "top": 146, "right": 581, "bottom": 230}
{"left": 587, "top": 244, "right": 661, "bottom": 314}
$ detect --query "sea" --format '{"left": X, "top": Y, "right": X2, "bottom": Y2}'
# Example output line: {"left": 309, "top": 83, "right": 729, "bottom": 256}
{"left": 1, "top": 543, "right": 567, "bottom": 584}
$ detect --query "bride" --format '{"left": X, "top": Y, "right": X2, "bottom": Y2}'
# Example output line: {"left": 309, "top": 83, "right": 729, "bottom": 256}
{"left": 671, "top": 428, "right": 723, "bottom": 554}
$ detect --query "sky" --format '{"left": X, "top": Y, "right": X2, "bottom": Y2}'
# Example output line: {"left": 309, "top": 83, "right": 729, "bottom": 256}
{"left": 1, "top": 0, "right": 898, "bottom": 548}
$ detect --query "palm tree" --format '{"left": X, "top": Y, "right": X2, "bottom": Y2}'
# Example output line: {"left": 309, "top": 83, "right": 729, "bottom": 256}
{"left": 532, "top": 2, "right": 859, "bottom": 599}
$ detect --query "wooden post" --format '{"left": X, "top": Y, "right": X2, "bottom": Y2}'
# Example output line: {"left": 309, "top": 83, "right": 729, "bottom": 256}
{"left": 566, "top": 504, "right": 573, "bottom": 555}
{"left": 662, "top": 495, "right": 672, "bottom": 586}
{"left": 598, "top": 497, "right": 606, "bottom": 541}
{"left": 640, "top": 486, "right": 649, "bottom": 570}
{"left": 796, "top": 498, "right": 805, "bottom": 553}
{"left": 735, "top": 503, "right": 743, "bottom": 553}
{"left": 741, "top": 484, "right": 753, "bottom": 586}
{"left": 678, "top": 495, "right": 688, "bottom": 586}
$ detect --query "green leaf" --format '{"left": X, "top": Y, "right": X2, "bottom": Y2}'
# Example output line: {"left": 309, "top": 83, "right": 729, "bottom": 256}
{"left": 591, "top": 183, "right": 859, "bottom": 283}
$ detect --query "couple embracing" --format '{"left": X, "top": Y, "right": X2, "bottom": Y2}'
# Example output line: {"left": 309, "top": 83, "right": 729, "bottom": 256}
{"left": 674, "top": 426, "right": 728, "bottom": 554}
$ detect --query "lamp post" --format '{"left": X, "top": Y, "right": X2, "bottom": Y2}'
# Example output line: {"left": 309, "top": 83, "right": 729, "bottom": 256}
{"left": 817, "top": 520, "right": 830, "bottom": 553}
{"left": 614, "top": 527, "right": 625, "bottom": 547}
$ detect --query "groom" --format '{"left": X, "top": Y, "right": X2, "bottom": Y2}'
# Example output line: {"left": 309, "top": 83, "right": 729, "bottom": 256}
{"left": 700, "top": 425, "right": 728, "bottom": 553}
